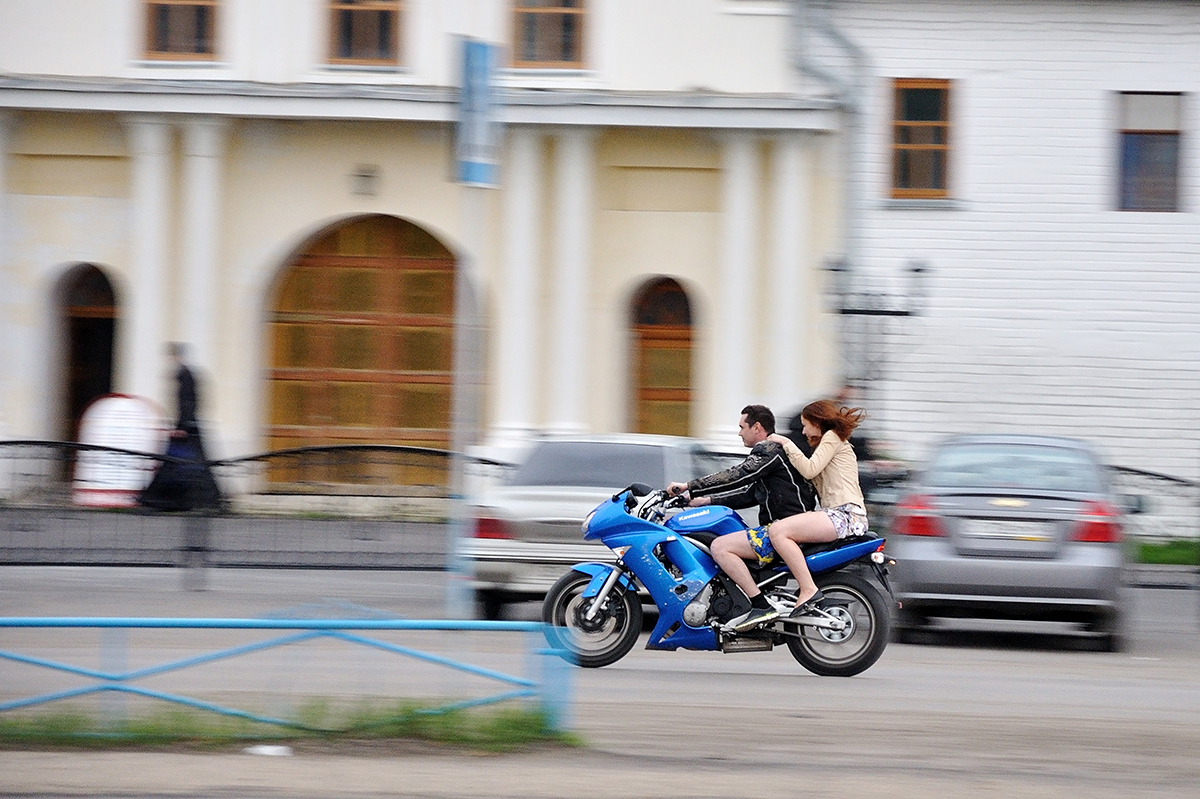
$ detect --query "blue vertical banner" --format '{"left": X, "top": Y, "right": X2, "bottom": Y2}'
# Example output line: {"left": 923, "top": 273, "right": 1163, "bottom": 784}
{"left": 456, "top": 38, "right": 501, "bottom": 187}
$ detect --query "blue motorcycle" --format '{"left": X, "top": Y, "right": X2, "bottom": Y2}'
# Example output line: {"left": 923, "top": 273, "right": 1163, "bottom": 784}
{"left": 543, "top": 484, "right": 897, "bottom": 676}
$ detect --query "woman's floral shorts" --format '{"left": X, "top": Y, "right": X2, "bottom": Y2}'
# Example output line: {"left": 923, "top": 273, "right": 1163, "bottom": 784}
{"left": 824, "top": 504, "right": 869, "bottom": 539}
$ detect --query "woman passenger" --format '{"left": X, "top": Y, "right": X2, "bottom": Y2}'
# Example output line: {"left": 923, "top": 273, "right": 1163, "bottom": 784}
{"left": 729, "top": 399, "right": 868, "bottom": 630}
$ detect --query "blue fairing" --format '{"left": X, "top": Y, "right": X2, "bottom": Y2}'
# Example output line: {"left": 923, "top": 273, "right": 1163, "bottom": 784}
{"left": 582, "top": 495, "right": 720, "bottom": 650}
{"left": 582, "top": 494, "right": 664, "bottom": 541}
{"left": 571, "top": 562, "right": 638, "bottom": 598}
{"left": 665, "top": 505, "right": 750, "bottom": 536}
{"left": 807, "top": 537, "right": 884, "bottom": 572}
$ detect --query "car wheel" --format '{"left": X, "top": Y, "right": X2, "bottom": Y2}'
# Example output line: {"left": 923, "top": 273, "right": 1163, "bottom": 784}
{"left": 1089, "top": 611, "right": 1126, "bottom": 653}
{"left": 476, "top": 589, "right": 506, "bottom": 621}
{"left": 893, "top": 607, "right": 930, "bottom": 644}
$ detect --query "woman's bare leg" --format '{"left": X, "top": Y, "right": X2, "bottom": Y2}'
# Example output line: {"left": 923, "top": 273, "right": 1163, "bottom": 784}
{"left": 768, "top": 512, "right": 837, "bottom": 606}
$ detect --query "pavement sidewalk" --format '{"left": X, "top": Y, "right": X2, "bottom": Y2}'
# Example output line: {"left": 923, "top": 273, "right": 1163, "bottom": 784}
{"left": 4, "top": 569, "right": 1199, "bottom": 798}
{"left": 5, "top": 702, "right": 1199, "bottom": 799}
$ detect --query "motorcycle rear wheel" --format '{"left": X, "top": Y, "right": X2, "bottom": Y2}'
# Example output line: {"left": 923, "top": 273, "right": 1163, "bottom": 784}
{"left": 543, "top": 571, "right": 643, "bottom": 668}
{"left": 785, "top": 572, "right": 891, "bottom": 677}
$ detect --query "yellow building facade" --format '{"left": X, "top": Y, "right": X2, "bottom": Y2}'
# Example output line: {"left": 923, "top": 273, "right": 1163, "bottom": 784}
{"left": 0, "top": 1, "right": 843, "bottom": 463}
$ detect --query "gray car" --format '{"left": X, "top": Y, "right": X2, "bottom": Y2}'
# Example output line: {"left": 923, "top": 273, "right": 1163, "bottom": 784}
{"left": 459, "top": 435, "right": 743, "bottom": 619}
{"left": 888, "top": 434, "right": 1133, "bottom": 650}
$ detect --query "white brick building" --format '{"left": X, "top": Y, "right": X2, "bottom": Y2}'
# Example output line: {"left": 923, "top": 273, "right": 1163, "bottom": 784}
{"left": 818, "top": 0, "right": 1200, "bottom": 478}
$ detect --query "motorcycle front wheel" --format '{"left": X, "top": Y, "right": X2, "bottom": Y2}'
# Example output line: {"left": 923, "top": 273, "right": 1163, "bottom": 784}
{"left": 542, "top": 571, "right": 643, "bottom": 668}
{"left": 785, "top": 572, "right": 891, "bottom": 677}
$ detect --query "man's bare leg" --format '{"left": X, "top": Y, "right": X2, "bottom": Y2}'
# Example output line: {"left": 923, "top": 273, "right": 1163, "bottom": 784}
{"left": 710, "top": 532, "right": 762, "bottom": 599}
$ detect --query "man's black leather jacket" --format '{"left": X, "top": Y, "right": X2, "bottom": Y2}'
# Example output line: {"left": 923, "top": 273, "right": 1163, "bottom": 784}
{"left": 686, "top": 440, "right": 818, "bottom": 526}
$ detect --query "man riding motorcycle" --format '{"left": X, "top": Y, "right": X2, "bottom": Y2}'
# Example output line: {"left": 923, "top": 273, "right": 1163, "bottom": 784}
{"left": 667, "top": 404, "right": 817, "bottom": 628}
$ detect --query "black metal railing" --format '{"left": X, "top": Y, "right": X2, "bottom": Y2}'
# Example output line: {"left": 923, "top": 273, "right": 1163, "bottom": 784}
{"left": 0, "top": 440, "right": 515, "bottom": 569}
{"left": 3, "top": 440, "right": 1197, "bottom": 574}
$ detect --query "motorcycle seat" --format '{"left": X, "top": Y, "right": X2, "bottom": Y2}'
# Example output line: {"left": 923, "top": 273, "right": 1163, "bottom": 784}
{"left": 680, "top": 530, "right": 878, "bottom": 559}
{"left": 800, "top": 532, "right": 878, "bottom": 556}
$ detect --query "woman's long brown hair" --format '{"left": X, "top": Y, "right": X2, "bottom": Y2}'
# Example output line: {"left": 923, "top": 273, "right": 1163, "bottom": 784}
{"left": 801, "top": 399, "right": 865, "bottom": 445}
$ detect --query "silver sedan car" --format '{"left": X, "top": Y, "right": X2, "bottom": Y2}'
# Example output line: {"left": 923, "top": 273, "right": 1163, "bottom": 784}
{"left": 888, "top": 434, "right": 1134, "bottom": 650}
{"left": 459, "top": 435, "right": 742, "bottom": 620}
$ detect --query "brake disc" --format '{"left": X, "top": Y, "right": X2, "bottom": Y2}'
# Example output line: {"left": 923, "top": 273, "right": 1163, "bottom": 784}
{"left": 817, "top": 606, "right": 855, "bottom": 642}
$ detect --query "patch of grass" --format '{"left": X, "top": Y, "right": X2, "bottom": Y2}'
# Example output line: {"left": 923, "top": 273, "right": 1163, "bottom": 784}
{"left": 342, "top": 702, "right": 576, "bottom": 751}
{"left": 0, "top": 707, "right": 274, "bottom": 749}
{"left": 0, "top": 702, "right": 575, "bottom": 752}
{"left": 1134, "top": 539, "right": 1200, "bottom": 566}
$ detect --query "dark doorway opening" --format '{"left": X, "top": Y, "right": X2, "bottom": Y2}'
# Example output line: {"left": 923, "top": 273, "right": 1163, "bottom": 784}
{"left": 631, "top": 277, "right": 693, "bottom": 437}
{"left": 60, "top": 264, "right": 118, "bottom": 441}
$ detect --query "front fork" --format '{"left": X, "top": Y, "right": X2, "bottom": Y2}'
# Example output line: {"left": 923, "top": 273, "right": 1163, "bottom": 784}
{"left": 583, "top": 565, "right": 625, "bottom": 621}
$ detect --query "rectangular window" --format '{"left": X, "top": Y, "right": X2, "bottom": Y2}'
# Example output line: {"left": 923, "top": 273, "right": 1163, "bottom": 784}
{"left": 513, "top": 1, "right": 585, "bottom": 69}
{"left": 892, "top": 79, "right": 950, "bottom": 199}
{"left": 145, "top": 0, "right": 217, "bottom": 59}
{"left": 1119, "top": 93, "right": 1182, "bottom": 212}
{"left": 329, "top": 0, "right": 402, "bottom": 65}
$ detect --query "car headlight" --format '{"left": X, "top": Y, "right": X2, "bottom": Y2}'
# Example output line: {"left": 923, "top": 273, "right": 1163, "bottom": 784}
{"left": 581, "top": 509, "right": 597, "bottom": 534}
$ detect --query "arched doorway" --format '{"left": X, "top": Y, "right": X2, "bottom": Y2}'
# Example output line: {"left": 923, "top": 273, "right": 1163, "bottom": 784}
{"left": 267, "top": 215, "right": 456, "bottom": 471}
{"left": 59, "top": 265, "right": 118, "bottom": 441}
{"left": 631, "top": 277, "right": 693, "bottom": 436}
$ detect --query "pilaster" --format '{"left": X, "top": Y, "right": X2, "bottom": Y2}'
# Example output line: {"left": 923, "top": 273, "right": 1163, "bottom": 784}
{"left": 180, "top": 117, "right": 227, "bottom": 377}
{"left": 709, "top": 133, "right": 760, "bottom": 442}
{"left": 547, "top": 127, "right": 596, "bottom": 434}
{"left": 768, "top": 132, "right": 812, "bottom": 416}
{"left": 123, "top": 115, "right": 172, "bottom": 406}
{"left": 489, "top": 126, "right": 543, "bottom": 446}
{"left": 0, "top": 112, "right": 11, "bottom": 436}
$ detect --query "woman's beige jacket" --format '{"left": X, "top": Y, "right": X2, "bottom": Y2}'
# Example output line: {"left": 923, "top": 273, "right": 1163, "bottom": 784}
{"left": 777, "top": 431, "right": 866, "bottom": 516}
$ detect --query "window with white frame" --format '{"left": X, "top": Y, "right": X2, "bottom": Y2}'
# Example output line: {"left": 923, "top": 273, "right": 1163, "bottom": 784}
{"left": 513, "top": 1, "right": 585, "bottom": 69}
{"left": 144, "top": 0, "right": 217, "bottom": 59}
{"left": 1119, "top": 93, "right": 1182, "bottom": 212}
{"left": 329, "top": 0, "right": 403, "bottom": 65}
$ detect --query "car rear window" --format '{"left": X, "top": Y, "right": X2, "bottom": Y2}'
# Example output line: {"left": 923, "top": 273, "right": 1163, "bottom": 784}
{"left": 692, "top": 449, "right": 745, "bottom": 480}
{"left": 927, "top": 443, "right": 1103, "bottom": 493}
{"left": 510, "top": 442, "right": 667, "bottom": 489}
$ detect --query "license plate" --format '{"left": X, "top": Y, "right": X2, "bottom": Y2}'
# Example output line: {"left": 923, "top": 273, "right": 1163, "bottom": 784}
{"left": 963, "top": 519, "right": 1052, "bottom": 542}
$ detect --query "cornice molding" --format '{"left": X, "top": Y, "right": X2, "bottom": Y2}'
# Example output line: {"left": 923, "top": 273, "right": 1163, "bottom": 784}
{"left": 0, "top": 75, "right": 840, "bottom": 131}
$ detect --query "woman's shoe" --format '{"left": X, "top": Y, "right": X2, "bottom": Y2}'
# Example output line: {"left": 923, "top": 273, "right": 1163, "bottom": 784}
{"left": 787, "top": 589, "right": 826, "bottom": 618}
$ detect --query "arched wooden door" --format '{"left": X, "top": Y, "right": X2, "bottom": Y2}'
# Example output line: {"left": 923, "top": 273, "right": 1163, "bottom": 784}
{"left": 631, "top": 278, "right": 693, "bottom": 436}
{"left": 267, "top": 216, "right": 456, "bottom": 476}
{"left": 59, "top": 265, "right": 118, "bottom": 441}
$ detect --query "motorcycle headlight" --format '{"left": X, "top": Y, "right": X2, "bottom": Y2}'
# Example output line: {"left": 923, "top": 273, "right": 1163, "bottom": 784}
{"left": 581, "top": 509, "right": 597, "bottom": 534}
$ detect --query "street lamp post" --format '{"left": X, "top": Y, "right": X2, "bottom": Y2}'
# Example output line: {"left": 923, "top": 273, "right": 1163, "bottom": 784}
{"left": 825, "top": 259, "right": 929, "bottom": 416}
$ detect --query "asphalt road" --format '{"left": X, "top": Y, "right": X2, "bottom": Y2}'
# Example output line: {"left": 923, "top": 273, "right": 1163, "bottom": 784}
{"left": 2, "top": 567, "right": 1200, "bottom": 798}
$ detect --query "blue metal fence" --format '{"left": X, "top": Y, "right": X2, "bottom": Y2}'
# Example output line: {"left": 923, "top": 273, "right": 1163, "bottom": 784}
{"left": 0, "top": 617, "right": 574, "bottom": 732}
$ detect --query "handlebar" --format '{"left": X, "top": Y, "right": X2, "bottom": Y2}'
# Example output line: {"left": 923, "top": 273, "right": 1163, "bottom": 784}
{"left": 662, "top": 494, "right": 689, "bottom": 510}
{"left": 622, "top": 488, "right": 689, "bottom": 521}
